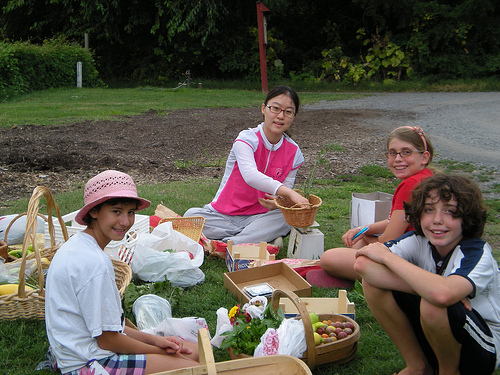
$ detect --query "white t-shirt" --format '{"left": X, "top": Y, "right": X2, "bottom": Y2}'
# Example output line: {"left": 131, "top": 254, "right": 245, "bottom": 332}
{"left": 45, "top": 231, "right": 124, "bottom": 373}
{"left": 387, "top": 232, "right": 500, "bottom": 368}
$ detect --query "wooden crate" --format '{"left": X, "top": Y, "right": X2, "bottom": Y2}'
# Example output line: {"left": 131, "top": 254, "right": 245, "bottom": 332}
{"left": 151, "top": 328, "right": 312, "bottom": 375}
{"left": 279, "top": 289, "right": 356, "bottom": 320}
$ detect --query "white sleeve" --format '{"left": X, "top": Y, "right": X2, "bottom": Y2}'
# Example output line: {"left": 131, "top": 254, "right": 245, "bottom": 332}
{"left": 233, "top": 140, "right": 283, "bottom": 195}
{"left": 282, "top": 168, "right": 298, "bottom": 189}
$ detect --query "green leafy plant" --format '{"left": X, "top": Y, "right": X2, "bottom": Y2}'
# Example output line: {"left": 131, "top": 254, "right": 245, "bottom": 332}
{"left": 219, "top": 301, "right": 285, "bottom": 356}
{"left": 302, "top": 142, "right": 342, "bottom": 198}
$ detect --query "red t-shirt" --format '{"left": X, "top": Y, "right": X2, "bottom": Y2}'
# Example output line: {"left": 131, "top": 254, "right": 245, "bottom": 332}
{"left": 390, "top": 168, "right": 434, "bottom": 231}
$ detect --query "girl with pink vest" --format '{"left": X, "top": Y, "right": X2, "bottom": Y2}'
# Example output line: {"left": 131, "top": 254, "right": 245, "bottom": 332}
{"left": 184, "top": 86, "right": 309, "bottom": 244}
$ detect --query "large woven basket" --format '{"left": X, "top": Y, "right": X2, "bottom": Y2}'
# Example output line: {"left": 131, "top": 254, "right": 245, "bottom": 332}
{"left": 275, "top": 192, "right": 322, "bottom": 229}
{"left": 158, "top": 216, "right": 205, "bottom": 243}
{"left": 0, "top": 186, "right": 69, "bottom": 320}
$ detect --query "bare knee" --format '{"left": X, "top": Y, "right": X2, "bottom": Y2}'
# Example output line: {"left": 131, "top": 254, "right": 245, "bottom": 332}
{"left": 420, "top": 299, "right": 449, "bottom": 328}
{"left": 353, "top": 254, "right": 370, "bottom": 276}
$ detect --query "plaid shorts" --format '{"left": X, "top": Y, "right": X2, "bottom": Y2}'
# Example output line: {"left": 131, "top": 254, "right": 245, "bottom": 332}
{"left": 66, "top": 354, "right": 147, "bottom": 375}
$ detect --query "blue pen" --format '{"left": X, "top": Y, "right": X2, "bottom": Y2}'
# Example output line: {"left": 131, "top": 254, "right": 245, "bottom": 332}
{"left": 352, "top": 226, "right": 369, "bottom": 240}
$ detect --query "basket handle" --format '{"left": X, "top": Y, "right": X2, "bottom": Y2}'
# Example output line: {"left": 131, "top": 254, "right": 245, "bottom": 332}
{"left": 197, "top": 328, "right": 217, "bottom": 375}
{"left": 17, "top": 186, "right": 69, "bottom": 298}
{"left": 270, "top": 289, "right": 316, "bottom": 369}
{"left": 290, "top": 203, "right": 313, "bottom": 209}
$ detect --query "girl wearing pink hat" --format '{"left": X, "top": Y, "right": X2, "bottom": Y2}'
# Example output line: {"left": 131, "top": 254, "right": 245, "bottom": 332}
{"left": 46, "top": 170, "right": 199, "bottom": 375}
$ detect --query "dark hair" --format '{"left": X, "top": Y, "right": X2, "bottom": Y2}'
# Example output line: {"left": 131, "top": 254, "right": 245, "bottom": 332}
{"left": 404, "top": 174, "right": 487, "bottom": 238}
{"left": 387, "top": 126, "right": 434, "bottom": 165}
{"left": 264, "top": 85, "right": 300, "bottom": 115}
{"left": 82, "top": 197, "right": 141, "bottom": 226}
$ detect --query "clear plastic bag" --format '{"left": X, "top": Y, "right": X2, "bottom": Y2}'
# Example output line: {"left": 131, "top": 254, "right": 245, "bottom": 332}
{"left": 0, "top": 258, "right": 38, "bottom": 285}
{"left": 143, "top": 317, "right": 209, "bottom": 343}
{"left": 132, "top": 294, "right": 172, "bottom": 331}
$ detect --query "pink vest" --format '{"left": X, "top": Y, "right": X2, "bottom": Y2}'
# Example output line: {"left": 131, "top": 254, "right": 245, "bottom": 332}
{"left": 211, "top": 131, "right": 299, "bottom": 215}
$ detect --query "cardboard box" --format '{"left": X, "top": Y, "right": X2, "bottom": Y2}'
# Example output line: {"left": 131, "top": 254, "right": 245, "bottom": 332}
{"left": 287, "top": 227, "right": 324, "bottom": 260}
{"left": 279, "top": 289, "right": 356, "bottom": 320}
{"left": 225, "top": 241, "right": 276, "bottom": 272}
{"left": 223, "top": 262, "right": 312, "bottom": 303}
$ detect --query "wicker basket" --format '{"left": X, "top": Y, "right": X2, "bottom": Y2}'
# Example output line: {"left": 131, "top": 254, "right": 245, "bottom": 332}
{"left": 0, "top": 186, "right": 132, "bottom": 320}
{"left": 0, "top": 240, "right": 7, "bottom": 261}
{"left": 158, "top": 216, "right": 206, "bottom": 243}
{"left": 270, "top": 289, "right": 360, "bottom": 369}
{"left": 153, "top": 328, "right": 313, "bottom": 375}
{"left": 3, "top": 213, "right": 48, "bottom": 263}
{"left": 274, "top": 192, "right": 322, "bottom": 229}
{"left": 0, "top": 186, "right": 69, "bottom": 320}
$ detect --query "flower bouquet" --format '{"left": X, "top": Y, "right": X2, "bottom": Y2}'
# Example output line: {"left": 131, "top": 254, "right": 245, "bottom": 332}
{"left": 217, "top": 297, "right": 285, "bottom": 357}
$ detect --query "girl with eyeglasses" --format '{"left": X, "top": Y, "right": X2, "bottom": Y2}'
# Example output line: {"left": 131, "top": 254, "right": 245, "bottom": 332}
{"left": 184, "top": 85, "right": 309, "bottom": 245}
{"left": 313, "top": 126, "right": 434, "bottom": 287}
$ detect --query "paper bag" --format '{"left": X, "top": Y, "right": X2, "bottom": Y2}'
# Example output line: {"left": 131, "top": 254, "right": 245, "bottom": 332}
{"left": 350, "top": 191, "right": 393, "bottom": 229}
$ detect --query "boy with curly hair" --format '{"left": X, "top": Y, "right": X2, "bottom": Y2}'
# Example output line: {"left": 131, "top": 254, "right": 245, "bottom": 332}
{"left": 354, "top": 174, "right": 500, "bottom": 375}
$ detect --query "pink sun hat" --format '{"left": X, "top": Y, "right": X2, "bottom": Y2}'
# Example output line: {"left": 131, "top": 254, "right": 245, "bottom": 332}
{"left": 75, "top": 170, "right": 151, "bottom": 225}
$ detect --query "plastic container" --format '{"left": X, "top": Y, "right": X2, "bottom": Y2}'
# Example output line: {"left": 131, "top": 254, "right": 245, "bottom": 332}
{"left": 132, "top": 294, "right": 172, "bottom": 330}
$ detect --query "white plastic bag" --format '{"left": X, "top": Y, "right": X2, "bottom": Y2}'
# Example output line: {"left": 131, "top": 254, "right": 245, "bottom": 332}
{"left": 242, "top": 296, "right": 267, "bottom": 319}
{"left": 210, "top": 296, "right": 268, "bottom": 348}
{"left": 132, "top": 294, "right": 172, "bottom": 331}
{"left": 0, "top": 215, "right": 45, "bottom": 245}
{"left": 210, "top": 307, "right": 233, "bottom": 348}
{"left": 131, "top": 222, "right": 205, "bottom": 287}
{"left": 142, "top": 317, "right": 209, "bottom": 343}
{"left": 254, "top": 318, "right": 307, "bottom": 358}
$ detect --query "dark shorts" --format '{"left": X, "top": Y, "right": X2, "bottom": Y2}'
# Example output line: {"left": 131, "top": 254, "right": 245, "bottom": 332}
{"left": 393, "top": 291, "right": 496, "bottom": 375}
{"left": 66, "top": 354, "right": 147, "bottom": 375}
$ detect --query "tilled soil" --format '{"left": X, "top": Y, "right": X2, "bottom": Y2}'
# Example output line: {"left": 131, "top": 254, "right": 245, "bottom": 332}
{"left": 0, "top": 107, "right": 390, "bottom": 206}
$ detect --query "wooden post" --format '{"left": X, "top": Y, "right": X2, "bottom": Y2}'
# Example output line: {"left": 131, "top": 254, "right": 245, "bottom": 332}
{"left": 76, "top": 62, "right": 82, "bottom": 88}
{"left": 256, "top": 2, "right": 270, "bottom": 94}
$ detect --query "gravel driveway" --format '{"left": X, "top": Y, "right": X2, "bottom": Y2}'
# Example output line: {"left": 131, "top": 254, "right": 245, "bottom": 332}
{"left": 305, "top": 92, "right": 500, "bottom": 169}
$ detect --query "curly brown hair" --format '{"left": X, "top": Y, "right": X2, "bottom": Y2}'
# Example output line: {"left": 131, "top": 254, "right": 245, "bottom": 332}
{"left": 404, "top": 174, "right": 487, "bottom": 238}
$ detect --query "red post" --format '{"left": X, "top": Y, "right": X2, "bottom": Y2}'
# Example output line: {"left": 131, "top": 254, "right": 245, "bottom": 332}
{"left": 256, "top": 2, "right": 270, "bottom": 94}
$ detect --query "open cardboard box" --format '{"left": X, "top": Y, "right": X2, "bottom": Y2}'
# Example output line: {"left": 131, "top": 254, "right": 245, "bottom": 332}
{"left": 279, "top": 289, "right": 356, "bottom": 320}
{"left": 225, "top": 240, "right": 276, "bottom": 272}
{"left": 223, "top": 262, "right": 312, "bottom": 303}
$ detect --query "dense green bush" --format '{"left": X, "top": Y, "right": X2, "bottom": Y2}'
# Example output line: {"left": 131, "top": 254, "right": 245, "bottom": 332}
{"left": 0, "top": 39, "right": 104, "bottom": 101}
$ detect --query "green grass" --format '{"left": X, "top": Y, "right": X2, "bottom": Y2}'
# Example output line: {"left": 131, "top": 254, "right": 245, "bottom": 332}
{"left": 0, "top": 87, "right": 358, "bottom": 128}
{"left": 1, "top": 165, "right": 499, "bottom": 374}
{"left": 0, "top": 86, "right": 499, "bottom": 374}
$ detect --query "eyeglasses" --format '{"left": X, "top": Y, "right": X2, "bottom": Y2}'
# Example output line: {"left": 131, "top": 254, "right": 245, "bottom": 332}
{"left": 385, "top": 150, "right": 423, "bottom": 159}
{"left": 265, "top": 105, "right": 296, "bottom": 118}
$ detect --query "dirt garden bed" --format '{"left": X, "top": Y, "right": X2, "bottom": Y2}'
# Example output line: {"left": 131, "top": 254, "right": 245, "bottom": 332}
{"left": 0, "top": 107, "right": 391, "bottom": 205}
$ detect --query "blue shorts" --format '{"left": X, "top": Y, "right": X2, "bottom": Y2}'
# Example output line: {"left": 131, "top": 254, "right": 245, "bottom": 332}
{"left": 66, "top": 354, "right": 147, "bottom": 375}
{"left": 393, "top": 291, "right": 496, "bottom": 375}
